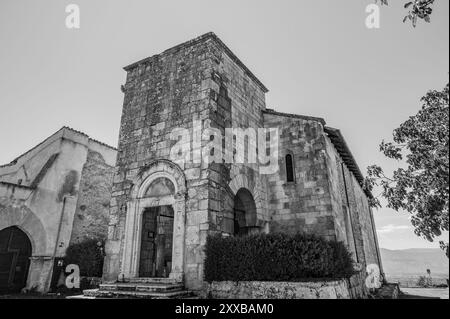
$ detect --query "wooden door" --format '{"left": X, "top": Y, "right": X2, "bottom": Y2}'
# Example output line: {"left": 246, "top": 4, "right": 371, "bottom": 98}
{"left": 0, "top": 227, "right": 32, "bottom": 293}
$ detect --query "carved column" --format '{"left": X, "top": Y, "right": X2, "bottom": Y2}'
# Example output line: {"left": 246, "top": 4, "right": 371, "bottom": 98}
{"left": 169, "top": 191, "right": 186, "bottom": 282}
{"left": 120, "top": 199, "right": 139, "bottom": 279}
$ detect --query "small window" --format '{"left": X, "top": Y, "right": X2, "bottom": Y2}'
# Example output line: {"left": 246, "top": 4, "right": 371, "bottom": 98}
{"left": 286, "top": 154, "right": 295, "bottom": 182}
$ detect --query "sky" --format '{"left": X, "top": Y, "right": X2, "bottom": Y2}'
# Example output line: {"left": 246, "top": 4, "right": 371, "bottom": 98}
{"left": 0, "top": 0, "right": 448, "bottom": 250}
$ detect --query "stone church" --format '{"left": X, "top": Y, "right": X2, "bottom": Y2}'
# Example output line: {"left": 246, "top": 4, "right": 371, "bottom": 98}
{"left": 0, "top": 32, "right": 382, "bottom": 295}
{"left": 101, "top": 32, "right": 383, "bottom": 292}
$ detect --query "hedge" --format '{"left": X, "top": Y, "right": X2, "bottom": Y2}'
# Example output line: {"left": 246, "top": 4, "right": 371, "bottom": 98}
{"left": 64, "top": 238, "right": 105, "bottom": 277}
{"left": 204, "top": 233, "right": 355, "bottom": 282}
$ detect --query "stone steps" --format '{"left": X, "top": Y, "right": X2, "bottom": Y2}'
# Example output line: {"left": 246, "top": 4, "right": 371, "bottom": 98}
{"left": 99, "top": 282, "right": 184, "bottom": 293}
{"left": 82, "top": 288, "right": 193, "bottom": 299}
{"left": 373, "top": 283, "right": 400, "bottom": 299}
{"left": 66, "top": 295, "right": 96, "bottom": 299}
{"left": 69, "top": 278, "right": 195, "bottom": 299}
{"left": 121, "top": 277, "right": 179, "bottom": 284}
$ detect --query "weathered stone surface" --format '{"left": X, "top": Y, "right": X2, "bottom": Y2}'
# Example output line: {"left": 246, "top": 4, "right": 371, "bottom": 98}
{"left": 264, "top": 114, "right": 336, "bottom": 239}
{"left": 102, "top": 32, "right": 383, "bottom": 294}
{"left": 0, "top": 127, "right": 117, "bottom": 292}
{"left": 70, "top": 150, "right": 115, "bottom": 243}
{"left": 203, "top": 270, "right": 368, "bottom": 299}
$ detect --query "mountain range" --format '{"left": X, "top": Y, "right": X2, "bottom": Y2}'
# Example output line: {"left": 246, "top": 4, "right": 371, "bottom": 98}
{"left": 380, "top": 248, "right": 449, "bottom": 276}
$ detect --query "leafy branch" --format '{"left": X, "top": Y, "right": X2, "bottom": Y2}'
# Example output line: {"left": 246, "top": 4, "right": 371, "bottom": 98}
{"left": 364, "top": 83, "right": 449, "bottom": 257}
{"left": 376, "top": 0, "right": 436, "bottom": 27}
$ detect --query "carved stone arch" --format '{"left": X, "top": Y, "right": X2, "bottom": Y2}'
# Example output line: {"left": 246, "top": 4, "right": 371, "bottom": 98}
{"left": 0, "top": 197, "right": 47, "bottom": 255}
{"left": 229, "top": 174, "right": 253, "bottom": 196}
{"left": 131, "top": 159, "right": 187, "bottom": 199}
{"left": 121, "top": 159, "right": 186, "bottom": 281}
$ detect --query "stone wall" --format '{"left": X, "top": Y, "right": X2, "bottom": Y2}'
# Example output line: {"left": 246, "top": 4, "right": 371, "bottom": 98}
{"left": 104, "top": 33, "right": 272, "bottom": 290}
{"left": 208, "top": 38, "right": 270, "bottom": 237}
{"left": 323, "top": 137, "right": 360, "bottom": 261}
{"left": 204, "top": 270, "right": 368, "bottom": 299}
{"left": 324, "top": 136, "right": 382, "bottom": 270}
{"left": 104, "top": 33, "right": 225, "bottom": 289}
{"left": 70, "top": 150, "right": 115, "bottom": 244}
{"left": 263, "top": 111, "right": 336, "bottom": 240}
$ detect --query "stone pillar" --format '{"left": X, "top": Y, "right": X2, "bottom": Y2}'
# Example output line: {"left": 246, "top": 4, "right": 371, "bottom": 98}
{"left": 120, "top": 199, "right": 140, "bottom": 278}
{"left": 27, "top": 256, "right": 53, "bottom": 292}
{"left": 169, "top": 192, "right": 186, "bottom": 282}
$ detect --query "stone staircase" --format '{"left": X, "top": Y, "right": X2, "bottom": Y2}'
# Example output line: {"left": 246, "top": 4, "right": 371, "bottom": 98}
{"left": 371, "top": 283, "right": 400, "bottom": 299}
{"left": 67, "top": 278, "right": 196, "bottom": 299}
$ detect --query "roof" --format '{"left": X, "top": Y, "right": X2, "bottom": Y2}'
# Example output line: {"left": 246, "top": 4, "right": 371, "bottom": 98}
{"left": 324, "top": 127, "right": 373, "bottom": 199}
{"left": 62, "top": 126, "right": 118, "bottom": 151}
{"left": 263, "top": 108, "right": 326, "bottom": 125}
{"left": 123, "top": 32, "right": 269, "bottom": 93}
{"left": 0, "top": 126, "right": 117, "bottom": 168}
{"left": 0, "top": 181, "right": 35, "bottom": 190}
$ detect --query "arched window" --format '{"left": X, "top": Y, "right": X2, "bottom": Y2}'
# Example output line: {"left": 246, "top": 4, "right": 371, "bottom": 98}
{"left": 285, "top": 154, "right": 294, "bottom": 182}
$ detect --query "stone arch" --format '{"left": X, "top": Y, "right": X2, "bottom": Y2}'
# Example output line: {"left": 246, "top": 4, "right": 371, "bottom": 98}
{"left": 233, "top": 188, "right": 258, "bottom": 236}
{"left": 131, "top": 159, "right": 186, "bottom": 199}
{"left": 0, "top": 197, "right": 47, "bottom": 255}
{"left": 121, "top": 160, "right": 187, "bottom": 281}
{"left": 228, "top": 174, "right": 268, "bottom": 230}
{"left": 143, "top": 177, "right": 176, "bottom": 198}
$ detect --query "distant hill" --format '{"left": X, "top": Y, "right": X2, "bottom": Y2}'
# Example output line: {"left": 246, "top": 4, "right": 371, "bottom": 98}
{"left": 380, "top": 248, "right": 449, "bottom": 277}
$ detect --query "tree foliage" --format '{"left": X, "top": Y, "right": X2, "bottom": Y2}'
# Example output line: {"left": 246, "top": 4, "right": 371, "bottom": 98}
{"left": 376, "top": 0, "right": 436, "bottom": 27}
{"left": 364, "top": 84, "right": 449, "bottom": 257}
{"left": 65, "top": 238, "right": 105, "bottom": 277}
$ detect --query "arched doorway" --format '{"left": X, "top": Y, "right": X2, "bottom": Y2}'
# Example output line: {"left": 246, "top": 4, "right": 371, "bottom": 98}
{"left": 121, "top": 160, "right": 186, "bottom": 281}
{"left": 137, "top": 176, "right": 177, "bottom": 278}
{"left": 0, "top": 226, "right": 32, "bottom": 293}
{"left": 233, "top": 188, "right": 258, "bottom": 237}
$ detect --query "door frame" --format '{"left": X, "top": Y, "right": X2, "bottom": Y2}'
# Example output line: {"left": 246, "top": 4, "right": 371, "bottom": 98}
{"left": 121, "top": 170, "right": 186, "bottom": 282}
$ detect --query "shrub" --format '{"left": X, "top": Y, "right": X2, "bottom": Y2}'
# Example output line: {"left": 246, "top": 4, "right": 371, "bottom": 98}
{"left": 64, "top": 238, "right": 105, "bottom": 277}
{"left": 416, "top": 276, "right": 427, "bottom": 287}
{"left": 204, "top": 233, "right": 355, "bottom": 282}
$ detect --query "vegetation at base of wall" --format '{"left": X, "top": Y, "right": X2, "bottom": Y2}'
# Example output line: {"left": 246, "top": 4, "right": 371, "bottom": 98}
{"left": 204, "top": 233, "right": 355, "bottom": 283}
{"left": 416, "top": 276, "right": 428, "bottom": 287}
{"left": 64, "top": 238, "right": 105, "bottom": 277}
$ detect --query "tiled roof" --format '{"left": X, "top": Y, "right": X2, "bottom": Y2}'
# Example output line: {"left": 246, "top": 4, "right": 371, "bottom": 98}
{"left": 324, "top": 127, "right": 373, "bottom": 199}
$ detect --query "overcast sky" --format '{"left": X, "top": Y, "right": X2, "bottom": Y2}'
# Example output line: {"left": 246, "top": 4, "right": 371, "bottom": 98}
{"left": 0, "top": 0, "right": 448, "bottom": 250}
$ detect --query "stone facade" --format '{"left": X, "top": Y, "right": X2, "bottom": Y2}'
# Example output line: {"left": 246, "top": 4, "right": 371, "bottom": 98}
{"left": 0, "top": 127, "right": 116, "bottom": 292}
{"left": 102, "top": 32, "right": 383, "bottom": 293}
{"left": 263, "top": 111, "right": 336, "bottom": 240}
